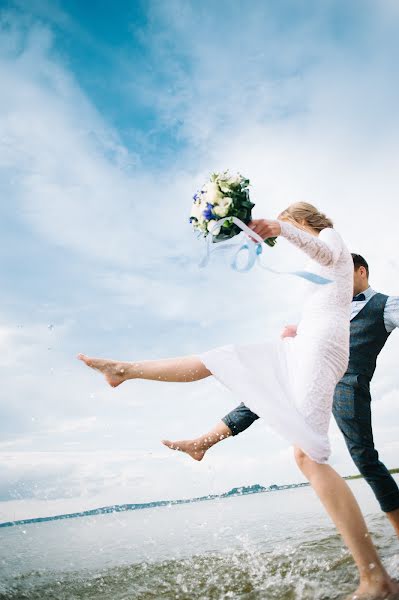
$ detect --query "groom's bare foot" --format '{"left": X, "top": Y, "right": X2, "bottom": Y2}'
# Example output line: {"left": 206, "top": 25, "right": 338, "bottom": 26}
{"left": 162, "top": 439, "right": 207, "bottom": 462}
{"left": 77, "top": 354, "right": 129, "bottom": 388}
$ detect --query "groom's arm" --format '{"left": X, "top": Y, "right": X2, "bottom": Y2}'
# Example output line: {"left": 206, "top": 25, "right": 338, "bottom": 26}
{"left": 384, "top": 296, "right": 399, "bottom": 333}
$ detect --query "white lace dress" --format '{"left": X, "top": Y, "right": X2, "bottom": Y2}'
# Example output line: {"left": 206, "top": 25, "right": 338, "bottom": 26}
{"left": 199, "top": 221, "right": 353, "bottom": 463}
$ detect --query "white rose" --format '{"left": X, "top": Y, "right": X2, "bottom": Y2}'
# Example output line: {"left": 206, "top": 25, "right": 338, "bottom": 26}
{"left": 213, "top": 197, "right": 232, "bottom": 217}
{"left": 207, "top": 219, "right": 221, "bottom": 235}
{"left": 227, "top": 174, "right": 242, "bottom": 186}
{"left": 213, "top": 205, "right": 228, "bottom": 218}
{"left": 203, "top": 181, "right": 223, "bottom": 204}
{"left": 190, "top": 202, "right": 204, "bottom": 220}
{"left": 197, "top": 221, "right": 207, "bottom": 233}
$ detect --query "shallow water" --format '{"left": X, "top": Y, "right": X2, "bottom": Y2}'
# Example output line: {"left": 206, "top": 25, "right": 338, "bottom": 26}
{"left": 1, "top": 477, "right": 399, "bottom": 599}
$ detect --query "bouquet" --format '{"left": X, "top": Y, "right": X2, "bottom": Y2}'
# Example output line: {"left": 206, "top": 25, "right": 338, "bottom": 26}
{"left": 190, "top": 171, "right": 277, "bottom": 246}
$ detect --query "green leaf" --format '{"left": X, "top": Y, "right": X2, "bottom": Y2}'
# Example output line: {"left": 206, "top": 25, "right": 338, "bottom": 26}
{"left": 240, "top": 200, "right": 254, "bottom": 209}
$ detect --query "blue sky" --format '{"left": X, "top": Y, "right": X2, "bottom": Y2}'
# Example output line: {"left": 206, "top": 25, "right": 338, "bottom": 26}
{"left": 1, "top": 0, "right": 399, "bottom": 521}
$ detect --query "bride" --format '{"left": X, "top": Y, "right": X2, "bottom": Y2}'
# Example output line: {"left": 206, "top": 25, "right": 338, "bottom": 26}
{"left": 78, "top": 202, "right": 398, "bottom": 599}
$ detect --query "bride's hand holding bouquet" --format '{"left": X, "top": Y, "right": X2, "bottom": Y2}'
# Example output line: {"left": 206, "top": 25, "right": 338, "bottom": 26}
{"left": 247, "top": 219, "right": 281, "bottom": 242}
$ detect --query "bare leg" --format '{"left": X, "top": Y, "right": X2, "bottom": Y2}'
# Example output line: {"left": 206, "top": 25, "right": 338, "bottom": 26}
{"left": 77, "top": 354, "right": 211, "bottom": 387}
{"left": 294, "top": 448, "right": 399, "bottom": 599}
{"left": 162, "top": 421, "right": 232, "bottom": 461}
{"left": 386, "top": 508, "right": 399, "bottom": 538}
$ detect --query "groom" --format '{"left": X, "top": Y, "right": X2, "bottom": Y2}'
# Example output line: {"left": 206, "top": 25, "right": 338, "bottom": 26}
{"left": 164, "top": 254, "right": 399, "bottom": 535}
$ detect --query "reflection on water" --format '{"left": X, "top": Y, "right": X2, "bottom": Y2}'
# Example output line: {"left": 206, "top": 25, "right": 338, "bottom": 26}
{"left": 1, "top": 478, "right": 399, "bottom": 599}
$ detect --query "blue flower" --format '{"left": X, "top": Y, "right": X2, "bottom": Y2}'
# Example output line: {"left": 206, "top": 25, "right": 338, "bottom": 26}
{"left": 202, "top": 203, "right": 214, "bottom": 220}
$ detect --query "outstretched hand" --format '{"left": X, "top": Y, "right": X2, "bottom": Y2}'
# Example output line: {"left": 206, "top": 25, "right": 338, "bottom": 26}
{"left": 281, "top": 325, "right": 298, "bottom": 339}
{"left": 248, "top": 219, "right": 281, "bottom": 241}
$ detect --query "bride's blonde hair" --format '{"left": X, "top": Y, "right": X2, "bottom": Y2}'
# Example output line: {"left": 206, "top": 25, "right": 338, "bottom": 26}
{"left": 278, "top": 202, "right": 333, "bottom": 232}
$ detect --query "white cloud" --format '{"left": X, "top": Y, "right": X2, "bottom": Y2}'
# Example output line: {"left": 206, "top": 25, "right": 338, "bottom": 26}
{"left": 0, "top": 15, "right": 165, "bottom": 268}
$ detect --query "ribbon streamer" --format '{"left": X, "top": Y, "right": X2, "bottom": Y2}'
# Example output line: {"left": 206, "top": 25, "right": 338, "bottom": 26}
{"left": 199, "top": 216, "right": 333, "bottom": 285}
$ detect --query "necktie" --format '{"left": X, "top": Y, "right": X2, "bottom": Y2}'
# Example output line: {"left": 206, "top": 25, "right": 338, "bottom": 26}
{"left": 353, "top": 293, "right": 366, "bottom": 302}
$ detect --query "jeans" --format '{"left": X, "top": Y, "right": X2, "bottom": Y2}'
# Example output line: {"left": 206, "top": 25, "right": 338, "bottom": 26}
{"left": 222, "top": 402, "right": 259, "bottom": 435}
{"left": 222, "top": 373, "right": 399, "bottom": 513}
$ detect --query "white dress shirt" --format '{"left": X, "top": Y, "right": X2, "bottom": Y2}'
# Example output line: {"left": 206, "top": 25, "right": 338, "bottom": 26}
{"left": 351, "top": 286, "right": 399, "bottom": 333}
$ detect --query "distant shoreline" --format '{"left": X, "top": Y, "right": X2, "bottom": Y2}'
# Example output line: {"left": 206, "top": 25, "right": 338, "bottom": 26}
{"left": 2, "top": 468, "right": 398, "bottom": 529}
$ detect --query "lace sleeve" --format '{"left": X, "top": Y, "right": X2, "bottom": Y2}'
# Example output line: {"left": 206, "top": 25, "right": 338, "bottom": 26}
{"left": 278, "top": 221, "right": 342, "bottom": 267}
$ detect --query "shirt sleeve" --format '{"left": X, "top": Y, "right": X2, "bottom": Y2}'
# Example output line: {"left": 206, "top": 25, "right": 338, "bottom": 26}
{"left": 384, "top": 296, "right": 399, "bottom": 333}
{"left": 278, "top": 221, "right": 343, "bottom": 267}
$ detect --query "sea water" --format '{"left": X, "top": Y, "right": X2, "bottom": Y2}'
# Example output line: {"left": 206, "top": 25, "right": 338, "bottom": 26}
{"left": 1, "top": 476, "right": 399, "bottom": 599}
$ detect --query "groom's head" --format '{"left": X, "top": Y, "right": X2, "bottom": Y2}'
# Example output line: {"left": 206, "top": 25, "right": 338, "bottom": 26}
{"left": 352, "top": 253, "right": 369, "bottom": 295}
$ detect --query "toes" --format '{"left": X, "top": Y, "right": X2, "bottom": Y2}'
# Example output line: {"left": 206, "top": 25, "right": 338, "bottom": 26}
{"left": 77, "top": 353, "right": 91, "bottom": 366}
{"left": 162, "top": 440, "right": 177, "bottom": 450}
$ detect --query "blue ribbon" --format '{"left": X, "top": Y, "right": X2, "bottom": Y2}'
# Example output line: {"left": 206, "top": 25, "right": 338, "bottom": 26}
{"left": 199, "top": 217, "right": 333, "bottom": 285}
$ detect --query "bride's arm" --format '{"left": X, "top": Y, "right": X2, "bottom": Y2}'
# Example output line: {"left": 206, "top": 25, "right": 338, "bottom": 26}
{"left": 278, "top": 221, "right": 342, "bottom": 266}
{"left": 248, "top": 219, "right": 342, "bottom": 267}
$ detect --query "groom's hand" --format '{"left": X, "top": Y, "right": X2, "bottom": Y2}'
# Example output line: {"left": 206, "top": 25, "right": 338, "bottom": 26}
{"left": 248, "top": 219, "right": 281, "bottom": 241}
{"left": 281, "top": 325, "right": 297, "bottom": 339}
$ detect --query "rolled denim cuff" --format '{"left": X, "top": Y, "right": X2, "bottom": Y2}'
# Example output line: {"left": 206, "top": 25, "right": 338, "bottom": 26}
{"left": 222, "top": 413, "right": 240, "bottom": 436}
{"left": 222, "top": 402, "right": 259, "bottom": 436}
{"left": 380, "top": 490, "right": 399, "bottom": 513}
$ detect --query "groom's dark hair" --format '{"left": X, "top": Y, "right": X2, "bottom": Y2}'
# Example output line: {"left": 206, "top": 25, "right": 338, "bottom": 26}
{"left": 352, "top": 253, "right": 369, "bottom": 277}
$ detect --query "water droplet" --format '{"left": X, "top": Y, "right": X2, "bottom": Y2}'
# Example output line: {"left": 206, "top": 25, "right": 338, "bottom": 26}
{"left": 369, "top": 562, "right": 375, "bottom": 569}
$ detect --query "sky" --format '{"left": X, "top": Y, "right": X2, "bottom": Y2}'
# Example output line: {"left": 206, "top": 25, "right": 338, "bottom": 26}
{"left": 1, "top": 0, "right": 399, "bottom": 522}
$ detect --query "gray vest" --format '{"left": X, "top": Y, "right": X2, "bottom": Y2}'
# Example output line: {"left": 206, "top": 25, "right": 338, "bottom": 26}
{"left": 347, "top": 293, "right": 391, "bottom": 379}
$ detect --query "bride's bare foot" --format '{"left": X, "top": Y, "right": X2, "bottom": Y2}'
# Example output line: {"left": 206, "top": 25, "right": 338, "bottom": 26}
{"left": 346, "top": 578, "right": 399, "bottom": 599}
{"left": 162, "top": 439, "right": 207, "bottom": 462}
{"left": 77, "top": 354, "right": 130, "bottom": 388}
